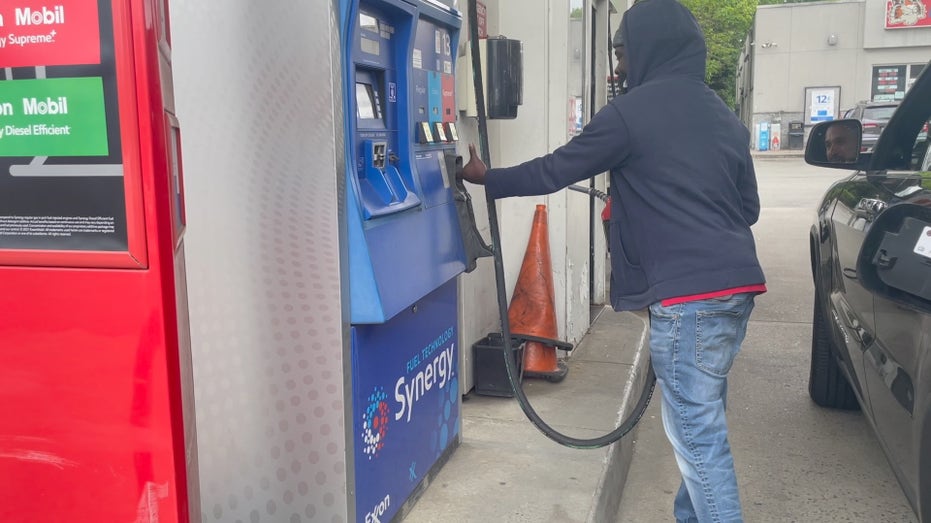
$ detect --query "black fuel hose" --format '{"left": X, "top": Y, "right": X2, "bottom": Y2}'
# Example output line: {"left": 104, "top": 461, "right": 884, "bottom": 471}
{"left": 466, "top": 0, "right": 655, "bottom": 449}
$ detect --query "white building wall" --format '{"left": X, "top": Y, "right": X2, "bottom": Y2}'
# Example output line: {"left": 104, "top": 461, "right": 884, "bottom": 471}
{"left": 493, "top": 0, "right": 591, "bottom": 349}
{"left": 751, "top": 1, "right": 866, "bottom": 143}
{"left": 746, "top": 0, "right": 931, "bottom": 148}
{"left": 456, "top": 0, "right": 601, "bottom": 392}
{"left": 758, "top": 1, "right": 864, "bottom": 111}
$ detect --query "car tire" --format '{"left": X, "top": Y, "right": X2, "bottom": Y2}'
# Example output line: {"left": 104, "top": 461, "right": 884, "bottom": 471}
{"left": 809, "top": 288, "right": 860, "bottom": 410}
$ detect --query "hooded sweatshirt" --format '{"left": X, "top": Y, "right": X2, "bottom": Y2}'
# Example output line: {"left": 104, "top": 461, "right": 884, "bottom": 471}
{"left": 484, "top": 0, "right": 765, "bottom": 311}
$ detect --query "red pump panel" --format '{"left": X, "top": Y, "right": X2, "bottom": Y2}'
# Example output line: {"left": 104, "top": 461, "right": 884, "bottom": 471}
{"left": 0, "top": 0, "right": 196, "bottom": 521}
{"left": 0, "top": 0, "right": 148, "bottom": 269}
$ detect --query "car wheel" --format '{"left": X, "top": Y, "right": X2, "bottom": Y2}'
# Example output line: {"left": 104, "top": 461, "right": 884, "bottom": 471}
{"left": 809, "top": 288, "right": 860, "bottom": 410}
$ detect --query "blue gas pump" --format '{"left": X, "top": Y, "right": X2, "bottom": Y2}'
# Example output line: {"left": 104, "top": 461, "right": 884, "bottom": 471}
{"left": 339, "top": 1, "right": 467, "bottom": 521}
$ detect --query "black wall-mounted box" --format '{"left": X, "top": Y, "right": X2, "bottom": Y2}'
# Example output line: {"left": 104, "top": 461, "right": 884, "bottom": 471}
{"left": 486, "top": 37, "right": 523, "bottom": 120}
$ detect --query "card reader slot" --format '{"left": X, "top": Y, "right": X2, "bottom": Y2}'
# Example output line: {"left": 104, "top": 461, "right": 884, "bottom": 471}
{"left": 359, "top": 140, "right": 421, "bottom": 219}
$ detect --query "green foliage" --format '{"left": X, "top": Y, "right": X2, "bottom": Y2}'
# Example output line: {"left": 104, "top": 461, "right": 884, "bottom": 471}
{"left": 678, "top": 0, "right": 755, "bottom": 108}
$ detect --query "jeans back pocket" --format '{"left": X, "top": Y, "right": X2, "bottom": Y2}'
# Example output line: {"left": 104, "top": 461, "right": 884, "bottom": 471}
{"left": 695, "top": 308, "right": 748, "bottom": 377}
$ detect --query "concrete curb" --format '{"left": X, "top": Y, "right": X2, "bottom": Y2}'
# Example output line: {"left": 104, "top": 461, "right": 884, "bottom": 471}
{"left": 587, "top": 310, "right": 651, "bottom": 523}
{"left": 751, "top": 152, "right": 805, "bottom": 160}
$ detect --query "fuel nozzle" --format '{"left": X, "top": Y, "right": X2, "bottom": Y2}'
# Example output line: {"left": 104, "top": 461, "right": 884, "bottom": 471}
{"left": 443, "top": 152, "right": 494, "bottom": 272}
{"left": 452, "top": 154, "right": 464, "bottom": 180}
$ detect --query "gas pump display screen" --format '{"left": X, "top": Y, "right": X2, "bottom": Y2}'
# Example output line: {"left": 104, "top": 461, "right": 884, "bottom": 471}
{"left": 356, "top": 82, "right": 380, "bottom": 120}
{"left": 0, "top": 0, "right": 128, "bottom": 254}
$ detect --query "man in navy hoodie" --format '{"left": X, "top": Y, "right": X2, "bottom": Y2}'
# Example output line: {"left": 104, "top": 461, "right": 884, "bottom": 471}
{"left": 460, "top": 0, "right": 765, "bottom": 521}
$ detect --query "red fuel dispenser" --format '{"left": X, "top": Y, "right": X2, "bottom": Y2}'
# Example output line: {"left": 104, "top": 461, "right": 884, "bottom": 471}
{"left": 0, "top": 1, "right": 196, "bottom": 521}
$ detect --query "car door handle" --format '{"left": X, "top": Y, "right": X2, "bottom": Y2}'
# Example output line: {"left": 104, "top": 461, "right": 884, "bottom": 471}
{"left": 855, "top": 198, "right": 886, "bottom": 220}
{"left": 849, "top": 317, "right": 874, "bottom": 347}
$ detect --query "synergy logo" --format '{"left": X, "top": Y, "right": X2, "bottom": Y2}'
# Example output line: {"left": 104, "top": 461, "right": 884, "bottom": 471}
{"left": 395, "top": 327, "right": 455, "bottom": 423}
{"left": 361, "top": 387, "right": 390, "bottom": 460}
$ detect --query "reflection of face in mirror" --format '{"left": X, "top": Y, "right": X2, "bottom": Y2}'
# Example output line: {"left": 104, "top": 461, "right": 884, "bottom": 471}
{"left": 825, "top": 122, "right": 859, "bottom": 163}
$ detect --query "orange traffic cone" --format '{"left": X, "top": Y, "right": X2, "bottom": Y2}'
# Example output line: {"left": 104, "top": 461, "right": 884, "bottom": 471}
{"left": 508, "top": 204, "right": 570, "bottom": 382}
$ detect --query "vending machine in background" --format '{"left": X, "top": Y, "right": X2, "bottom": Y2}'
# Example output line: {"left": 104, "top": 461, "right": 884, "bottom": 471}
{"left": 0, "top": 0, "right": 196, "bottom": 521}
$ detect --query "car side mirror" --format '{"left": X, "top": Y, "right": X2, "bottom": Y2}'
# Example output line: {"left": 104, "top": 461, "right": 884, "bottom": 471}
{"left": 857, "top": 203, "right": 931, "bottom": 313}
{"left": 805, "top": 120, "right": 864, "bottom": 169}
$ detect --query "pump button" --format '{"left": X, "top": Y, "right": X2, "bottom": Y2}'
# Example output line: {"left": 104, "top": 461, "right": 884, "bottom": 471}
{"left": 445, "top": 122, "right": 459, "bottom": 142}
{"left": 418, "top": 122, "right": 435, "bottom": 144}
{"left": 434, "top": 122, "right": 449, "bottom": 143}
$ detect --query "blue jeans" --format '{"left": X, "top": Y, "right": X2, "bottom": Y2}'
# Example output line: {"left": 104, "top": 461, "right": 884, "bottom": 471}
{"left": 648, "top": 293, "right": 755, "bottom": 523}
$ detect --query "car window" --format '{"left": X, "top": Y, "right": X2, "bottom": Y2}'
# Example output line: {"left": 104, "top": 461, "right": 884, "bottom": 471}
{"left": 875, "top": 120, "right": 929, "bottom": 196}
{"left": 863, "top": 106, "right": 897, "bottom": 121}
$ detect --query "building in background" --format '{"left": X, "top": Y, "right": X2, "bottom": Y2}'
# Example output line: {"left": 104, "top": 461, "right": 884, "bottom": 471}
{"left": 737, "top": 0, "right": 931, "bottom": 150}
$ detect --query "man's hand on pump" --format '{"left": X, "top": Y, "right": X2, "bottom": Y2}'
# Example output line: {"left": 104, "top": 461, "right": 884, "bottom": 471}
{"left": 459, "top": 143, "right": 487, "bottom": 185}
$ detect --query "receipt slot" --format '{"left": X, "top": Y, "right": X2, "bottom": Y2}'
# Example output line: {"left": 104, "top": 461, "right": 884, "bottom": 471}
{"left": 340, "top": 0, "right": 468, "bottom": 520}
{"left": 0, "top": 1, "right": 197, "bottom": 521}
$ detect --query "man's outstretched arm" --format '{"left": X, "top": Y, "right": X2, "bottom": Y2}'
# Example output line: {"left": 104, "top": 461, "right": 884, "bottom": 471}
{"left": 460, "top": 104, "right": 632, "bottom": 200}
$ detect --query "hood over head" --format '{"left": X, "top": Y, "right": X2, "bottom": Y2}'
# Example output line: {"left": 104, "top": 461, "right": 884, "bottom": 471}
{"left": 612, "top": 24, "right": 624, "bottom": 48}
{"left": 620, "top": 0, "right": 707, "bottom": 89}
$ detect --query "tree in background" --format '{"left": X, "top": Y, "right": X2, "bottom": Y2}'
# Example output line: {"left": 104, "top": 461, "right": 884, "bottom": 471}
{"left": 677, "top": 0, "right": 754, "bottom": 108}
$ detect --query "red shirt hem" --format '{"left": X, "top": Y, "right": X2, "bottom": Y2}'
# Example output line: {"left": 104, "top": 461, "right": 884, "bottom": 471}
{"left": 660, "top": 284, "right": 767, "bottom": 307}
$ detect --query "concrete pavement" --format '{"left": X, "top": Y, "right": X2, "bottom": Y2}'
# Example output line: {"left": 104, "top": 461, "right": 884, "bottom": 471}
{"left": 403, "top": 306, "right": 651, "bottom": 523}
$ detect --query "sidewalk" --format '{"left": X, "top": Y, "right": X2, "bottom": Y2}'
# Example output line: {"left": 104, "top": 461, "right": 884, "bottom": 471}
{"left": 403, "top": 307, "right": 651, "bottom": 523}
